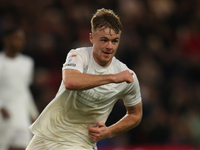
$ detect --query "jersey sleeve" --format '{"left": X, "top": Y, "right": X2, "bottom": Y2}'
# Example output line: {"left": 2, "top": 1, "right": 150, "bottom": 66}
{"left": 62, "top": 49, "right": 86, "bottom": 73}
{"left": 0, "top": 61, "right": 4, "bottom": 108}
{"left": 122, "top": 73, "right": 142, "bottom": 107}
{"left": 28, "top": 58, "right": 34, "bottom": 85}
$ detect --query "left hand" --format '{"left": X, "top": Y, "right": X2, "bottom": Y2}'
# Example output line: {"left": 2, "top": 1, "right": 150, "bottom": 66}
{"left": 0, "top": 108, "right": 10, "bottom": 119}
{"left": 88, "top": 122, "right": 109, "bottom": 142}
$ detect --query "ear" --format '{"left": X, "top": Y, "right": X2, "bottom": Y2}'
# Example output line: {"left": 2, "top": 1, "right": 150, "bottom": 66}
{"left": 89, "top": 33, "right": 93, "bottom": 44}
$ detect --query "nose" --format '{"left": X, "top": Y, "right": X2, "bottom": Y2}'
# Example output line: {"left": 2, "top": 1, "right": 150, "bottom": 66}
{"left": 106, "top": 41, "right": 112, "bottom": 49}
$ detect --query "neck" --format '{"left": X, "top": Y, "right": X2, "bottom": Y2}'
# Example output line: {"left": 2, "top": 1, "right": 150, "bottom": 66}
{"left": 93, "top": 53, "right": 112, "bottom": 67}
{"left": 5, "top": 49, "right": 18, "bottom": 58}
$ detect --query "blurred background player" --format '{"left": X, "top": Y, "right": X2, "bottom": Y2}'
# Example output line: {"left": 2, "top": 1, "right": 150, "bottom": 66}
{"left": 0, "top": 27, "right": 39, "bottom": 150}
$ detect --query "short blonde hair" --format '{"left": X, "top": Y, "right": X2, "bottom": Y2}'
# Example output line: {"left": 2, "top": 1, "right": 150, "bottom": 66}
{"left": 91, "top": 8, "right": 122, "bottom": 34}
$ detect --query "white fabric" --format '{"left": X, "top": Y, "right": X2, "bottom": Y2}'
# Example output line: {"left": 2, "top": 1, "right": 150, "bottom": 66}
{"left": 26, "top": 135, "right": 96, "bottom": 150}
{"left": 0, "top": 51, "right": 39, "bottom": 149}
{"left": 29, "top": 47, "right": 141, "bottom": 149}
{"left": 0, "top": 124, "right": 32, "bottom": 150}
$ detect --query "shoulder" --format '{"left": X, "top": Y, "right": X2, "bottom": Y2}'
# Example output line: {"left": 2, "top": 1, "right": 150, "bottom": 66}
{"left": 18, "top": 53, "right": 34, "bottom": 65}
{"left": 0, "top": 52, "right": 3, "bottom": 68}
{"left": 67, "top": 47, "right": 92, "bottom": 62}
{"left": 111, "top": 57, "right": 131, "bottom": 72}
{"left": 112, "top": 57, "right": 138, "bottom": 79}
{"left": 69, "top": 47, "right": 92, "bottom": 57}
{"left": 63, "top": 47, "right": 92, "bottom": 72}
{"left": 0, "top": 51, "right": 5, "bottom": 59}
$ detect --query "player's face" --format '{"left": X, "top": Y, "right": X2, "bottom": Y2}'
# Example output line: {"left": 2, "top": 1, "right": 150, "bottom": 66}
{"left": 90, "top": 27, "right": 121, "bottom": 67}
{"left": 8, "top": 29, "right": 25, "bottom": 53}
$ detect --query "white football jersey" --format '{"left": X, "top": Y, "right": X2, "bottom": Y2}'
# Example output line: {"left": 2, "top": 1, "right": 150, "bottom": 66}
{"left": 30, "top": 47, "right": 141, "bottom": 150}
{"left": 0, "top": 51, "right": 38, "bottom": 128}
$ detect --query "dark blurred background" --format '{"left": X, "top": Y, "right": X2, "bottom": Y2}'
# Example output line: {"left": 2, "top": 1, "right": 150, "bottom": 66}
{"left": 0, "top": 0, "right": 200, "bottom": 149}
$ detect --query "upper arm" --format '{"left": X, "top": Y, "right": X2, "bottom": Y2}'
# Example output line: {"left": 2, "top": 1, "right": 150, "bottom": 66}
{"left": 123, "top": 73, "right": 141, "bottom": 107}
{"left": 62, "top": 49, "right": 87, "bottom": 73}
{"left": 126, "top": 101, "right": 142, "bottom": 116}
{"left": 29, "top": 58, "right": 34, "bottom": 85}
{"left": 0, "top": 60, "right": 3, "bottom": 79}
{"left": 126, "top": 101, "right": 143, "bottom": 121}
{"left": 62, "top": 69, "right": 81, "bottom": 81}
{"left": 61, "top": 49, "right": 89, "bottom": 90}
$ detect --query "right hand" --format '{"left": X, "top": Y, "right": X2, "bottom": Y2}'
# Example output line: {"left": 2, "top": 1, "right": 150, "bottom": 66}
{"left": 0, "top": 108, "right": 10, "bottom": 119}
{"left": 114, "top": 70, "right": 134, "bottom": 83}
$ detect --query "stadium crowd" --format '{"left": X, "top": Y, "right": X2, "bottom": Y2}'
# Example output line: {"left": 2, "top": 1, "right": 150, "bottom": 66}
{"left": 0, "top": 0, "right": 200, "bottom": 148}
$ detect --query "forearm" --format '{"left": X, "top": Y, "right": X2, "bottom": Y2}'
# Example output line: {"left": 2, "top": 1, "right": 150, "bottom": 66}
{"left": 107, "top": 102, "right": 143, "bottom": 138}
{"left": 63, "top": 69, "right": 115, "bottom": 90}
{"left": 107, "top": 113, "right": 142, "bottom": 138}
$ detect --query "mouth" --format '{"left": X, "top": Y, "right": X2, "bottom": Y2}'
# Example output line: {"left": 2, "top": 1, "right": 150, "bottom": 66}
{"left": 102, "top": 51, "right": 112, "bottom": 56}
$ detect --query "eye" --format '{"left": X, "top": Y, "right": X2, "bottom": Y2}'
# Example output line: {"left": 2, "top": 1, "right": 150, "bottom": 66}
{"left": 112, "top": 40, "right": 119, "bottom": 44}
{"left": 101, "top": 39, "right": 108, "bottom": 42}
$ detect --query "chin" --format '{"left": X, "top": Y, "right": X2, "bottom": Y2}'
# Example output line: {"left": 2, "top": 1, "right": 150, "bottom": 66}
{"left": 101, "top": 60, "right": 112, "bottom": 66}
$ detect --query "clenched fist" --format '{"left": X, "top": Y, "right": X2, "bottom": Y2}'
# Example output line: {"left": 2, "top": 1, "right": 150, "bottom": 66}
{"left": 114, "top": 70, "right": 134, "bottom": 83}
{"left": 88, "top": 122, "right": 110, "bottom": 142}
